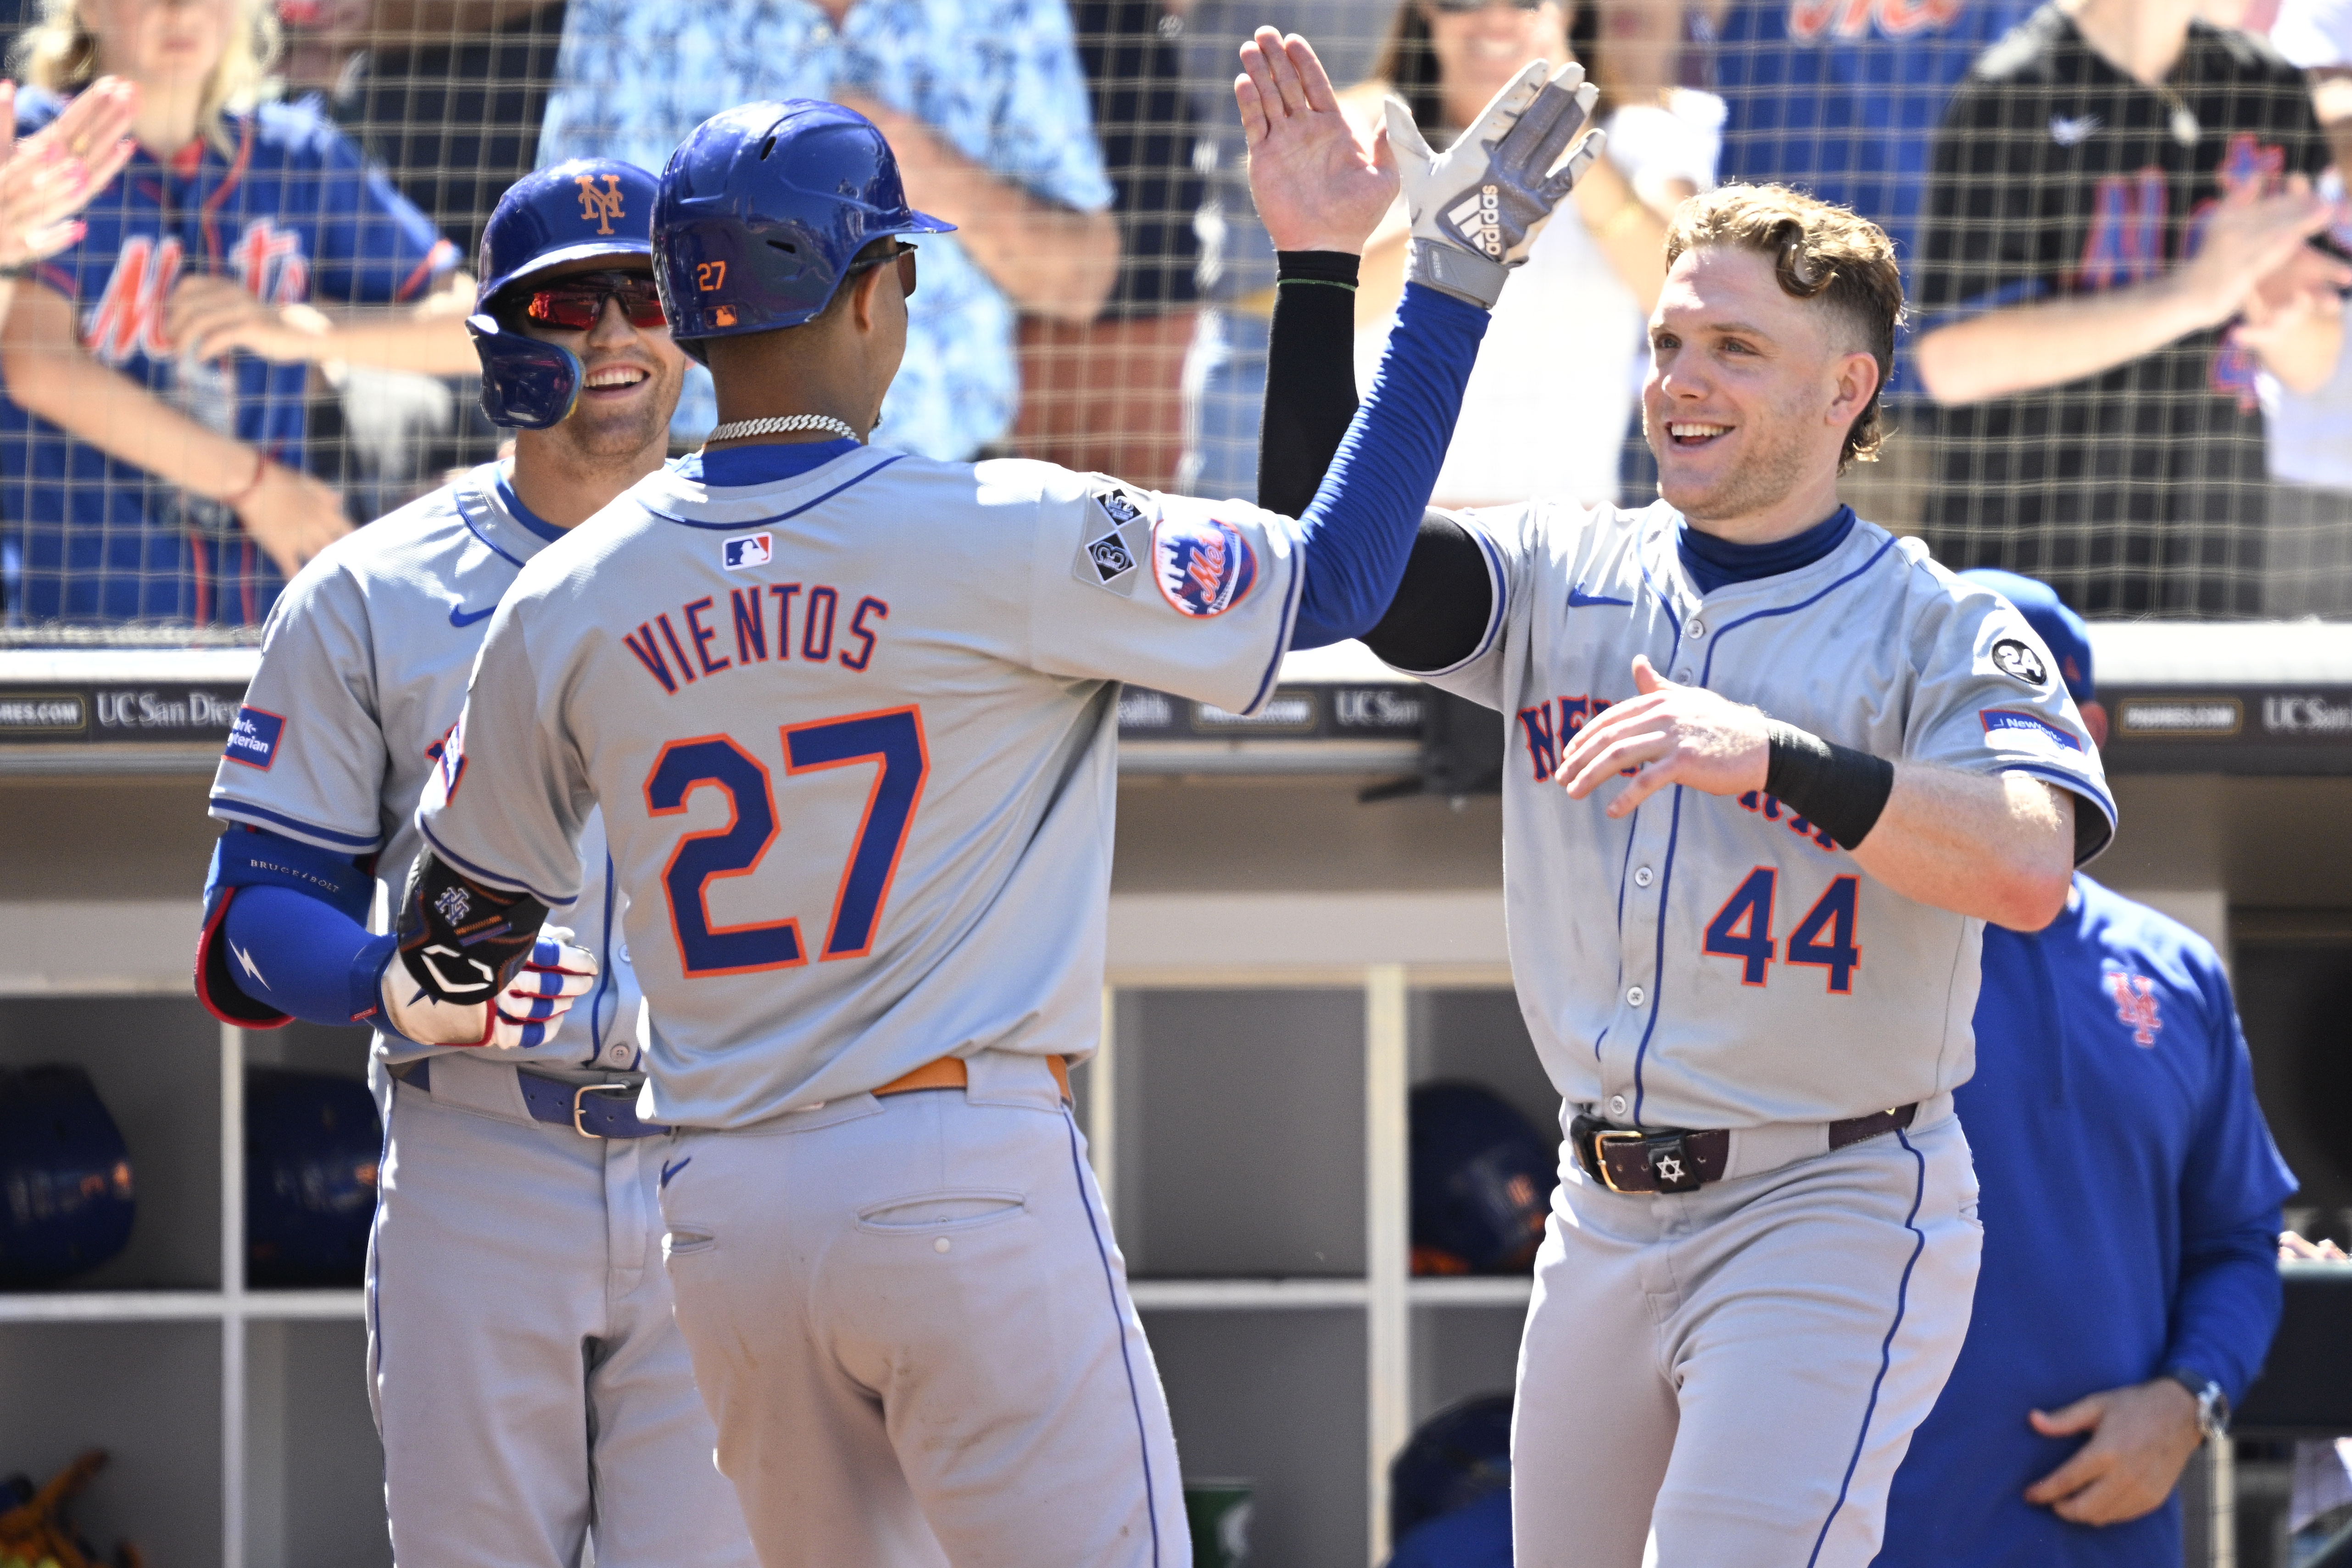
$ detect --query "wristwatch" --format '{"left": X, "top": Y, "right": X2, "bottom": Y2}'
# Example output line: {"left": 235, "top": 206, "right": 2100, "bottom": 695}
{"left": 2165, "top": 1367, "right": 2231, "bottom": 1444}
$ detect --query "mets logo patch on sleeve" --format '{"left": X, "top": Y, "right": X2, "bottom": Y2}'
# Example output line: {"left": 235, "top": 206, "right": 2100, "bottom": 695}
{"left": 724, "top": 532, "right": 773, "bottom": 570}
{"left": 224, "top": 705, "right": 285, "bottom": 770}
{"left": 1153, "top": 516, "right": 1257, "bottom": 618}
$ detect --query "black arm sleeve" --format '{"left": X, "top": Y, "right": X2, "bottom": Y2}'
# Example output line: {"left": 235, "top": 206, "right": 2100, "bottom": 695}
{"left": 1260, "top": 249, "right": 1496, "bottom": 670}
{"left": 1362, "top": 512, "right": 1494, "bottom": 672}
{"left": 1256, "top": 250, "right": 1362, "bottom": 519}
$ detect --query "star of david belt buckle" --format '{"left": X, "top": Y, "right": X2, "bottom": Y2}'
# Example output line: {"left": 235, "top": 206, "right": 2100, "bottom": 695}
{"left": 1644, "top": 1133, "right": 1702, "bottom": 1194}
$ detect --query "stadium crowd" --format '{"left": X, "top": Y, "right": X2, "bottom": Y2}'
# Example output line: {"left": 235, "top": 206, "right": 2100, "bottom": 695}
{"left": 0, "top": 0, "right": 2342, "bottom": 630}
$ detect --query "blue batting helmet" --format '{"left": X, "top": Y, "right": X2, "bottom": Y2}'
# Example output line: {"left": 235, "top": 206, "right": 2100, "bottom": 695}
{"left": 1410, "top": 1082, "right": 1556, "bottom": 1276}
{"left": 652, "top": 99, "right": 953, "bottom": 362}
{"left": 0, "top": 1065, "right": 135, "bottom": 1287}
{"left": 467, "top": 158, "right": 661, "bottom": 430}
{"left": 245, "top": 1068, "right": 380, "bottom": 1288}
{"left": 1390, "top": 1393, "right": 1513, "bottom": 1544}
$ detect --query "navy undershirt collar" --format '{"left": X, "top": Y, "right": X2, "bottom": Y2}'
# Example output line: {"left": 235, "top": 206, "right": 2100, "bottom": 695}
{"left": 491, "top": 461, "right": 567, "bottom": 544}
{"left": 680, "top": 439, "right": 864, "bottom": 487}
{"left": 1677, "top": 505, "right": 1856, "bottom": 596}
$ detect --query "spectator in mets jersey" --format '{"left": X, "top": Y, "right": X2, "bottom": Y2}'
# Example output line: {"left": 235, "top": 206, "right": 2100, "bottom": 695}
{"left": 536, "top": 0, "right": 1119, "bottom": 458}
{"left": 0, "top": 0, "right": 477, "bottom": 627}
{"left": 1911, "top": 0, "right": 2347, "bottom": 616}
{"left": 1665, "top": 0, "right": 2038, "bottom": 531}
{"left": 1878, "top": 569, "right": 2295, "bottom": 1568}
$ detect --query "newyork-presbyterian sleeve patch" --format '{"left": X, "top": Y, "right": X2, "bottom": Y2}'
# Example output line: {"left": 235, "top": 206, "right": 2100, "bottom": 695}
{"left": 224, "top": 705, "right": 286, "bottom": 769}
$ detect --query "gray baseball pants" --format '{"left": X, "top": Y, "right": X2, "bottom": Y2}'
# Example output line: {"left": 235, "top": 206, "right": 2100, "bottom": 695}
{"left": 1512, "top": 1102, "right": 1982, "bottom": 1567}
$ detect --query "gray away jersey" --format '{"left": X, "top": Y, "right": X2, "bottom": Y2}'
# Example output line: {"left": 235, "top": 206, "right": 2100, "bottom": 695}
{"left": 1413, "top": 499, "right": 2116, "bottom": 1131}
{"left": 209, "top": 463, "right": 642, "bottom": 1073}
{"left": 416, "top": 447, "right": 1303, "bottom": 1129}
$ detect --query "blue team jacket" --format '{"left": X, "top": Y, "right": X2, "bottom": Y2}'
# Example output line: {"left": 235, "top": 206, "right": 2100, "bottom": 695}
{"left": 1876, "top": 875, "right": 2295, "bottom": 1568}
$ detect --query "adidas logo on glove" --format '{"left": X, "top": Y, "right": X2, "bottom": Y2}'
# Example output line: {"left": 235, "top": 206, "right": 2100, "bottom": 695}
{"left": 1445, "top": 184, "right": 1507, "bottom": 259}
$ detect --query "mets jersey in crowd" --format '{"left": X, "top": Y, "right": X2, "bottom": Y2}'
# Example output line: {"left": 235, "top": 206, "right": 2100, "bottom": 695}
{"left": 416, "top": 443, "right": 1300, "bottom": 1128}
{"left": 207, "top": 463, "right": 639, "bottom": 1073}
{"left": 1707, "top": 0, "right": 2033, "bottom": 279}
{"left": 1, "top": 92, "right": 457, "bottom": 626}
{"left": 1412, "top": 500, "right": 2116, "bottom": 1131}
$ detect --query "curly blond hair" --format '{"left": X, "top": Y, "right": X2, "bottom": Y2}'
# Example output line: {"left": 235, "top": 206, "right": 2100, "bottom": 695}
{"left": 16, "top": 0, "right": 279, "bottom": 157}
{"left": 1664, "top": 184, "right": 1905, "bottom": 470}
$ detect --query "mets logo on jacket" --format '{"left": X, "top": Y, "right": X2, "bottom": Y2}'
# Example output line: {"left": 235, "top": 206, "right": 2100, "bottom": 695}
{"left": 1154, "top": 516, "right": 1256, "bottom": 618}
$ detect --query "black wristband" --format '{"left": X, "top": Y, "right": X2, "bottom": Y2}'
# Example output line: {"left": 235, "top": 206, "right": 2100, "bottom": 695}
{"left": 1762, "top": 722, "right": 1895, "bottom": 851}
{"left": 1275, "top": 249, "right": 1361, "bottom": 289}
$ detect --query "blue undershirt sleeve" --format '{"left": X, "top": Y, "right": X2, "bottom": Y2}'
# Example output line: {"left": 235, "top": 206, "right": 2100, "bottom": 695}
{"left": 1287, "top": 282, "right": 1490, "bottom": 650}
{"left": 2164, "top": 1216, "right": 2285, "bottom": 1408}
{"left": 221, "top": 884, "right": 400, "bottom": 1029}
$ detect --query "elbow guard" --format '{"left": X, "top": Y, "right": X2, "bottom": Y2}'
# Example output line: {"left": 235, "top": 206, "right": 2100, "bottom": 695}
{"left": 392, "top": 850, "right": 550, "bottom": 1005}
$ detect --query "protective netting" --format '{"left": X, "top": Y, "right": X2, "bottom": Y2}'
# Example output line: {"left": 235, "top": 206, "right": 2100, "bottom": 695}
{"left": 0, "top": 0, "right": 2345, "bottom": 636}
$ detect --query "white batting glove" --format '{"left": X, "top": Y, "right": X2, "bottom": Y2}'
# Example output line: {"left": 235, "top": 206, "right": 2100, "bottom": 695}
{"left": 1385, "top": 59, "right": 1604, "bottom": 309}
{"left": 380, "top": 926, "right": 598, "bottom": 1050}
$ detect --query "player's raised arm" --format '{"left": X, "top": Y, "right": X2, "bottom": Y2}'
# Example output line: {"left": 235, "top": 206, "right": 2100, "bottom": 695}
{"left": 1231, "top": 35, "right": 1604, "bottom": 654}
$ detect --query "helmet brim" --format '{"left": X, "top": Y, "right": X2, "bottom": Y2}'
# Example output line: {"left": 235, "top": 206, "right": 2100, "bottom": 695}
{"left": 482, "top": 237, "right": 658, "bottom": 309}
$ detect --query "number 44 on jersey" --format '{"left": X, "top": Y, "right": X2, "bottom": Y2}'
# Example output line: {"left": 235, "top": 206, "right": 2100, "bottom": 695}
{"left": 1704, "top": 869, "right": 1862, "bottom": 994}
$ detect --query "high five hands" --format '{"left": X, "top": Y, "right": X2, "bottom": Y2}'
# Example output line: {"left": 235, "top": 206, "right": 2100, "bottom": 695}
{"left": 1554, "top": 656, "right": 1771, "bottom": 816}
{"left": 1388, "top": 54, "right": 1604, "bottom": 307}
{"left": 1236, "top": 28, "right": 1605, "bottom": 307}
{"left": 1235, "top": 27, "right": 1397, "bottom": 255}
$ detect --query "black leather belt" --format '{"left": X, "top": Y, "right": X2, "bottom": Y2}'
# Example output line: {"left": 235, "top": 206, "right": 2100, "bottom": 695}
{"left": 390, "top": 1058, "right": 671, "bottom": 1139}
{"left": 1570, "top": 1103, "right": 1918, "bottom": 1195}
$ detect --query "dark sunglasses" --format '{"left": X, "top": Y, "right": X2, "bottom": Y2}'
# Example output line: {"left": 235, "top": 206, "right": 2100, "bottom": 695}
{"left": 522, "top": 270, "right": 667, "bottom": 330}
{"left": 1428, "top": 0, "right": 1545, "bottom": 11}
{"left": 844, "top": 242, "right": 919, "bottom": 299}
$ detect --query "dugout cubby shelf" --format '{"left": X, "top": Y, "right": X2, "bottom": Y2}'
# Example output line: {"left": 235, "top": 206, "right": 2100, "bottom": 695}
{"left": 9, "top": 631, "right": 2352, "bottom": 1565}
{"left": 0, "top": 999, "right": 388, "bottom": 1568}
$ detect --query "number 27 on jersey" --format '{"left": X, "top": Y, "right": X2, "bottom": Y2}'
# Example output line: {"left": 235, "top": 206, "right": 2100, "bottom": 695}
{"left": 646, "top": 705, "right": 928, "bottom": 977}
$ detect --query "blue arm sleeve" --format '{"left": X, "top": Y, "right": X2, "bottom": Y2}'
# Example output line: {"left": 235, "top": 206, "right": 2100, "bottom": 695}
{"left": 2164, "top": 1217, "right": 2285, "bottom": 1409}
{"left": 220, "top": 885, "right": 398, "bottom": 1029}
{"left": 1287, "top": 283, "right": 1489, "bottom": 649}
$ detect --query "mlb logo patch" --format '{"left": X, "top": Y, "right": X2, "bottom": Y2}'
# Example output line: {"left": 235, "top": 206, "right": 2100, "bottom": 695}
{"left": 1153, "top": 516, "right": 1257, "bottom": 619}
{"left": 724, "top": 532, "right": 774, "bottom": 571}
{"left": 224, "top": 705, "right": 285, "bottom": 770}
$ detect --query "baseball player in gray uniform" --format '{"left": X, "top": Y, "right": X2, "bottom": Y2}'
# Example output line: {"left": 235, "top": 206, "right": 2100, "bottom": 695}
{"left": 194, "top": 161, "right": 757, "bottom": 1568}
{"left": 399, "top": 70, "right": 1605, "bottom": 1567}
{"left": 1251, "top": 151, "right": 2121, "bottom": 1561}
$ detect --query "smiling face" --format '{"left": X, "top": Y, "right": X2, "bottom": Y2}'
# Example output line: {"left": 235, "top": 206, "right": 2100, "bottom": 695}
{"left": 83, "top": 0, "right": 234, "bottom": 94}
{"left": 1420, "top": 1, "right": 1569, "bottom": 124}
{"left": 513, "top": 256, "right": 689, "bottom": 460}
{"left": 1642, "top": 246, "right": 1882, "bottom": 538}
